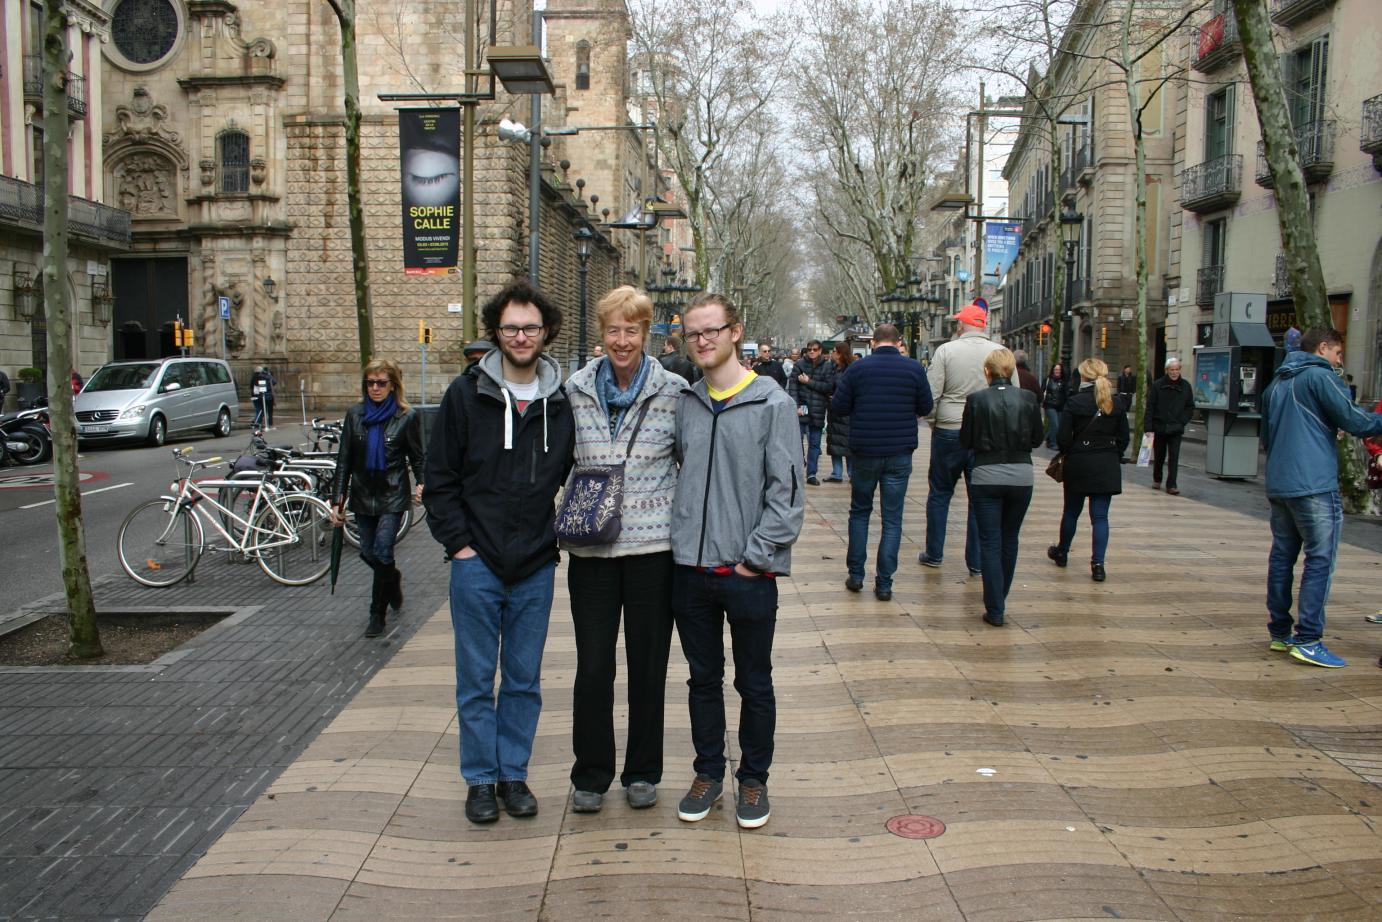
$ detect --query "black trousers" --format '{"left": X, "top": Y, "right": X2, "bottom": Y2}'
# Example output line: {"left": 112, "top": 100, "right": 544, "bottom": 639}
{"left": 1153, "top": 432, "right": 1182, "bottom": 488}
{"left": 567, "top": 551, "right": 674, "bottom": 793}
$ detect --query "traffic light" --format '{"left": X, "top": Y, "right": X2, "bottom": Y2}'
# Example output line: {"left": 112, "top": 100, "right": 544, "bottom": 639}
{"left": 418, "top": 320, "right": 433, "bottom": 345}
{"left": 1038, "top": 322, "right": 1050, "bottom": 345}
{"left": 1100, "top": 325, "right": 1108, "bottom": 349}
{"left": 173, "top": 320, "right": 193, "bottom": 348}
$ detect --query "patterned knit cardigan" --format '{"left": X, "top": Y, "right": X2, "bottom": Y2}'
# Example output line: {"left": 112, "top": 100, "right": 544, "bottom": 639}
{"left": 559, "top": 355, "right": 686, "bottom": 559}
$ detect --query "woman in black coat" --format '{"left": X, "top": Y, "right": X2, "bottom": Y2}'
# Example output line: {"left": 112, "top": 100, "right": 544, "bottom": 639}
{"left": 1041, "top": 363, "right": 1069, "bottom": 449}
{"left": 825, "top": 341, "right": 854, "bottom": 481}
{"left": 332, "top": 358, "right": 426, "bottom": 638}
{"left": 1047, "top": 358, "right": 1130, "bottom": 583}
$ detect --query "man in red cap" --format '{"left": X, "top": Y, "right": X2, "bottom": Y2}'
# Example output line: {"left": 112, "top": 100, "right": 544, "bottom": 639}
{"left": 919, "top": 300, "right": 1009, "bottom": 575}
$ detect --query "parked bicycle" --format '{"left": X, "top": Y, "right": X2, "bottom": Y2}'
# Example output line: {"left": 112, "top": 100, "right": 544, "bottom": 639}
{"left": 117, "top": 446, "right": 334, "bottom": 587}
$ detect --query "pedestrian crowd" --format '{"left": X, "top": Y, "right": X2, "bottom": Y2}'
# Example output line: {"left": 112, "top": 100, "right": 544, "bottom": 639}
{"left": 319, "top": 278, "right": 1382, "bottom": 835}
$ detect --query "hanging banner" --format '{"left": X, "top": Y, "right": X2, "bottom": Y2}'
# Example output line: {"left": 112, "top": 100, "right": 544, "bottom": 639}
{"left": 983, "top": 220, "right": 1023, "bottom": 285}
{"left": 399, "top": 107, "right": 460, "bottom": 276}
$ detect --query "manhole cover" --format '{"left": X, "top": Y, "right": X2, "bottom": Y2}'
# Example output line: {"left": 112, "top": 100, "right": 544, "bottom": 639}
{"left": 886, "top": 814, "right": 945, "bottom": 839}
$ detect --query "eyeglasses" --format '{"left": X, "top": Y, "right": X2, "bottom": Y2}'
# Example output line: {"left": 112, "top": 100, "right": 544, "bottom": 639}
{"left": 684, "top": 323, "right": 733, "bottom": 345}
{"left": 497, "top": 324, "right": 544, "bottom": 339}
{"left": 807, "top": 346, "right": 822, "bottom": 353}
{"left": 364, "top": 378, "right": 391, "bottom": 388}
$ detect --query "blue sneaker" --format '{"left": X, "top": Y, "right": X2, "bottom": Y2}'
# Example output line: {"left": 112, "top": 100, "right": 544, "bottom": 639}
{"left": 1268, "top": 637, "right": 1296, "bottom": 653}
{"left": 918, "top": 553, "right": 942, "bottom": 568}
{"left": 1289, "top": 641, "right": 1346, "bottom": 668}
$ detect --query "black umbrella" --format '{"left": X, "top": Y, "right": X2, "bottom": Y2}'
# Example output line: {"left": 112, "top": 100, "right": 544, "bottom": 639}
{"left": 328, "top": 514, "right": 345, "bottom": 594}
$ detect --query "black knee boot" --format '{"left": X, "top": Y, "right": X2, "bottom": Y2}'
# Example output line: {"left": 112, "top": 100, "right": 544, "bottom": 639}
{"left": 387, "top": 566, "right": 403, "bottom": 611}
{"left": 365, "top": 565, "right": 387, "bottom": 638}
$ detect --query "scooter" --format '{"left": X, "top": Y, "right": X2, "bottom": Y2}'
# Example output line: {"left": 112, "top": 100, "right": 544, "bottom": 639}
{"left": 0, "top": 407, "right": 52, "bottom": 465}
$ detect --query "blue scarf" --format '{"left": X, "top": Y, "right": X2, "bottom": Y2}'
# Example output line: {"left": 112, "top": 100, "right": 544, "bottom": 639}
{"left": 596, "top": 355, "right": 649, "bottom": 438}
{"left": 363, "top": 393, "right": 397, "bottom": 472}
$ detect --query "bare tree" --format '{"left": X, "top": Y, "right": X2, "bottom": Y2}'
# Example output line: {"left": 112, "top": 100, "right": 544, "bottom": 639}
{"left": 42, "top": 0, "right": 100, "bottom": 657}
{"left": 789, "top": 0, "right": 962, "bottom": 321}
{"left": 325, "top": 0, "right": 375, "bottom": 366}
{"left": 629, "top": 0, "right": 788, "bottom": 289}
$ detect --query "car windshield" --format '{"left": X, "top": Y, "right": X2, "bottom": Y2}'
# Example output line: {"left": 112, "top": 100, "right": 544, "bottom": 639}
{"left": 84, "top": 363, "right": 160, "bottom": 392}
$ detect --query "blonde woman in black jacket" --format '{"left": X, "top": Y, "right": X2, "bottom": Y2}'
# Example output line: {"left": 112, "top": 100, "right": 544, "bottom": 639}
{"left": 1046, "top": 358, "right": 1130, "bottom": 582}
{"left": 960, "top": 348, "right": 1045, "bottom": 626}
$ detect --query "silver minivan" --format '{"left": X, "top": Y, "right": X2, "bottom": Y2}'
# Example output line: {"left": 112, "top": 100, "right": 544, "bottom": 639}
{"left": 75, "top": 358, "right": 240, "bottom": 446}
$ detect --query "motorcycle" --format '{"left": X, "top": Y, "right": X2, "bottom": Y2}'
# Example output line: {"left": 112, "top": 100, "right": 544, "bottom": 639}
{"left": 1, "top": 406, "right": 53, "bottom": 466}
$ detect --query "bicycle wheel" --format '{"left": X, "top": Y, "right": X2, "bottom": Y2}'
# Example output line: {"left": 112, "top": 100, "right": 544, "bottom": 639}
{"left": 342, "top": 506, "right": 412, "bottom": 548}
{"left": 254, "top": 494, "right": 333, "bottom": 586}
{"left": 118, "top": 499, "right": 204, "bottom": 587}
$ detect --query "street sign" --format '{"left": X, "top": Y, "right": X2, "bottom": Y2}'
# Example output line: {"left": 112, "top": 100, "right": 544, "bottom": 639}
{"left": 956, "top": 269, "right": 972, "bottom": 283}
{"left": 219, "top": 296, "right": 231, "bottom": 320}
{"left": 447, "top": 303, "right": 464, "bottom": 313}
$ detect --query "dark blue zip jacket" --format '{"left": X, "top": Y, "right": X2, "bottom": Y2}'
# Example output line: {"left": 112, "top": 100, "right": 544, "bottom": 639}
{"left": 1260, "top": 351, "right": 1382, "bottom": 498}
{"left": 830, "top": 346, "right": 934, "bottom": 457}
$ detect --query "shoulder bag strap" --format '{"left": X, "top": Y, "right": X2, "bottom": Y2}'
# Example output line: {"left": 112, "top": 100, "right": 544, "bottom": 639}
{"left": 623, "top": 396, "right": 656, "bottom": 455}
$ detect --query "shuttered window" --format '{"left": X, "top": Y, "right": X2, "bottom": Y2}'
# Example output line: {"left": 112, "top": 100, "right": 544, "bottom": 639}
{"left": 1205, "top": 86, "right": 1234, "bottom": 160}
{"left": 1283, "top": 35, "right": 1328, "bottom": 128}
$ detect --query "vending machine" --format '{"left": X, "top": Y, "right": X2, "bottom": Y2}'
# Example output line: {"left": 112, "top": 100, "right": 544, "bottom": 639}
{"left": 1193, "top": 293, "right": 1280, "bottom": 477}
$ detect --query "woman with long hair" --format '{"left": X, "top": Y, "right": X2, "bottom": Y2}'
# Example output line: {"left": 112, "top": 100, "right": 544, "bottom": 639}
{"left": 561, "top": 286, "right": 683, "bottom": 813}
{"left": 332, "top": 359, "right": 426, "bottom": 637}
{"left": 961, "top": 348, "right": 1045, "bottom": 626}
{"left": 825, "top": 341, "right": 855, "bottom": 482}
{"left": 1047, "top": 358, "right": 1130, "bottom": 582}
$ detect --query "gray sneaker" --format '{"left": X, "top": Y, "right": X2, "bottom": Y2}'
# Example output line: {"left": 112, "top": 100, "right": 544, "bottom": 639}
{"left": 736, "top": 780, "right": 770, "bottom": 829}
{"left": 571, "top": 789, "right": 603, "bottom": 813}
{"left": 626, "top": 781, "right": 657, "bottom": 809}
{"left": 676, "top": 774, "right": 723, "bottom": 822}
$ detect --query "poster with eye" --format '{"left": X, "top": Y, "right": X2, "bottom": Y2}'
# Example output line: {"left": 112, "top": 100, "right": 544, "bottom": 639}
{"left": 399, "top": 108, "right": 460, "bottom": 276}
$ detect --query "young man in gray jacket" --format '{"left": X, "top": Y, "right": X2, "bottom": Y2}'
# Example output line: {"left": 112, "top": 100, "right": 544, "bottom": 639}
{"left": 670, "top": 292, "right": 805, "bottom": 830}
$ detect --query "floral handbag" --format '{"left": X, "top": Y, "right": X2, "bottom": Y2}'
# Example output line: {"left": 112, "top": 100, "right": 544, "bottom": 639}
{"left": 554, "top": 399, "right": 653, "bottom": 546}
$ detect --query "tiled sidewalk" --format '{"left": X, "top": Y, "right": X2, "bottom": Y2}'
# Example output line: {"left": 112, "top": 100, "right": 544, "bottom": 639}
{"left": 148, "top": 457, "right": 1382, "bottom": 921}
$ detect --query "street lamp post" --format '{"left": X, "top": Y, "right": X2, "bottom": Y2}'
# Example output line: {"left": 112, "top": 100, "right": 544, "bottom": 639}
{"left": 575, "top": 224, "right": 595, "bottom": 367}
{"left": 1058, "top": 196, "right": 1084, "bottom": 372}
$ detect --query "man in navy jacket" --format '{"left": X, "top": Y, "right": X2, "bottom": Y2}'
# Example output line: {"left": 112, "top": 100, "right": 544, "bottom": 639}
{"left": 831, "top": 324, "right": 934, "bottom": 600}
{"left": 1260, "top": 327, "right": 1382, "bottom": 668}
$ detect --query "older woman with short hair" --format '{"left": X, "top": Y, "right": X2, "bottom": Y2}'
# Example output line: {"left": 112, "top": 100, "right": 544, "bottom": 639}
{"left": 561, "top": 285, "right": 684, "bottom": 813}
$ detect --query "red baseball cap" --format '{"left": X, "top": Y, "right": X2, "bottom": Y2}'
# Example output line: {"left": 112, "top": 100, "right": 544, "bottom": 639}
{"left": 952, "top": 301, "right": 988, "bottom": 328}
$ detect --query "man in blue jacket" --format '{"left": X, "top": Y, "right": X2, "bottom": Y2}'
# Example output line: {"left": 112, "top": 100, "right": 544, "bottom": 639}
{"left": 831, "top": 324, "right": 934, "bottom": 601}
{"left": 1260, "top": 327, "right": 1382, "bottom": 668}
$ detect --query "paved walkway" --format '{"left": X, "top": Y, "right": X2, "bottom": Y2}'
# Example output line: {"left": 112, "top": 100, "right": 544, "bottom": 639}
{"left": 142, "top": 443, "right": 1382, "bottom": 922}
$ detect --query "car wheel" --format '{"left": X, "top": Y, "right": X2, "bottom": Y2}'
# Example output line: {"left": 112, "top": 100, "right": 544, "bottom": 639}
{"left": 146, "top": 415, "right": 167, "bottom": 447}
{"left": 211, "top": 407, "right": 232, "bottom": 438}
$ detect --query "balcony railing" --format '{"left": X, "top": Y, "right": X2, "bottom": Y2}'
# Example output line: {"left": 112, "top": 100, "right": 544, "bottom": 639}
{"left": 1197, "top": 265, "right": 1225, "bottom": 306}
{"left": 1069, "top": 274, "right": 1090, "bottom": 305}
{"left": 20, "top": 56, "right": 87, "bottom": 119}
{"left": 1193, "top": 12, "right": 1241, "bottom": 73}
{"left": 1179, "top": 153, "right": 1242, "bottom": 213}
{"left": 1061, "top": 144, "right": 1093, "bottom": 191}
{"left": 1273, "top": 253, "right": 1292, "bottom": 300}
{"left": 0, "top": 174, "right": 131, "bottom": 248}
{"left": 1362, "top": 94, "right": 1382, "bottom": 157}
{"left": 1270, "top": 0, "right": 1336, "bottom": 27}
{"left": 1255, "top": 120, "right": 1335, "bottom": 187}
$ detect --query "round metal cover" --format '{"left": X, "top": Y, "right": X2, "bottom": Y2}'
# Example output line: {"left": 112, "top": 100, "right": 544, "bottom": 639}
{"left": 886, "top": 814, "right": 946, "bottom": 839}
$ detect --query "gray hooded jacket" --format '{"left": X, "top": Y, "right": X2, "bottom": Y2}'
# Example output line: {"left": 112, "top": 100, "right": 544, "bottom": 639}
{"left": 672, "top": 373, "right": 805, "bottom": 574}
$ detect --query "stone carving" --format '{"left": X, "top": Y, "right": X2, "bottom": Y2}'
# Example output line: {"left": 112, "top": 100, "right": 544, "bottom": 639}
{"left": 250, "top": 158, "right": 267, "bottom": 186}
{"left": 199, "top": 159, "right": 216, "bottom": 188}
{"left": 270, "top": 309, "right": 286, "bottom": 353}
{"left": 105, "top": 86, "right": 181, "bottom": 149}
{"left": 113, "top": 153, "right": 177, "bottom": 216}
{"left": 215, "top": 200, "right": 252, "bottom": 222}
{"left": 247, "top": 38, "right": 276, "bottom": 59}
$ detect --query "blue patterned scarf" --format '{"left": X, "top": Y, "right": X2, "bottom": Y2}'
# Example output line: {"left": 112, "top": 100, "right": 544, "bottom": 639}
{"left": 596, "top": 355, "right": 649, "bottom": 438}
{"left": 363, "top": 393, "right": 397, "bottom": 472}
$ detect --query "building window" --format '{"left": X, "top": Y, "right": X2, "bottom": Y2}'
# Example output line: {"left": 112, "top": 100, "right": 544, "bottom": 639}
{"left": 218, "top": 130, "right": 250, "bottom": 194}
{"left": 1284, "top": 35, "right": 1328, "bottom": 128}
{"left": 30, "top": 125, "right": 42, "bottom": 187}
{"left": 575, "top": 41, "right": 591, "bottom": 91}
{"left": 1205, "top": 86, "right": 1234, "bottom": 160}
{"left": 111, "top": 0, "right": 180, "bottom": 67}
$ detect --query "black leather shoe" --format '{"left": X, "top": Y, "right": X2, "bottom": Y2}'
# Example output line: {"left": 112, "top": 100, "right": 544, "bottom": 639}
{"left": 1047, "top": 545, "right": 1068, "bottom": 568}
{"left": 874, "top": 588, "right": 892, "bottom": 602}
{"left": 497, "top": 780, "right": 539, "bottom": 817}
{"left": 845, "top": 577, "right": 863, "bottom": 592}
{"left": 465, "top": 784, "right": 499, "bottom": 824}
{"left": 807, "top": 476, "right": 821, "bottom": 486}
{"left": 982, "top": 612, "right": 1005, "bottom": 627}
{"left": 1091, "top": 563, "right": 1106, "bottom": 582}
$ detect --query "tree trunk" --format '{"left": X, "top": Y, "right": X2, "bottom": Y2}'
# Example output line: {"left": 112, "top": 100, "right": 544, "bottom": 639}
{"left": 330, "top": 0, "right": 374, "bottom": 365}
{"left": 1123, "top": 3, "right": 1150, "bottom": 459}
{"left": 42, "top": 4, "right": 101, "bottom": 658}
{"left": 1230, "top": 0, "right": 1327, "bottom": 330}
{"left": 1047, "top": 133, "right": 1065, "bottom": 372}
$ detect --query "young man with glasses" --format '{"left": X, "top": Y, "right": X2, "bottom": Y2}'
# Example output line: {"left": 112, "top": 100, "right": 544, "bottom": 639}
{"left": 670, "top": 292, "right": 805, "bottom": 829}
{"left": 424, "top": 280, "right": 575, "bottom": 824}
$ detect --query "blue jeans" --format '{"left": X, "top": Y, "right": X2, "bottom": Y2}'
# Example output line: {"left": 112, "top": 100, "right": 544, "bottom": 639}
{"left": 354, "top": 511, "right": 400, "bottom": 567}
{"left": 847, "top": 454, "right": 913, "bottom": 592}
{"left": 829, "top": 455, "right": 852, "bottom": 480}
{"left": 449, "top": 556, "right": 556, "bottom": 786}
{"left": 1058, "top": 492, "right": 1112, "bottom": 564}
{"left": 800, "top": 421, "right": 822, "bottom": 477}
{"left": 1044, "top": 407, "right": 1061, "bottom": 448}
{"left": 924, "top": 428, "right": 979, "bottom": 571}
{"left": 970, "top": 483, "right": 1033, "bottom": 622}
{"left": 672, "top": 566, "right": 777, "bottom": 785}
{"left": 1267, "top": 492, "right": 1341, "bottom": 645}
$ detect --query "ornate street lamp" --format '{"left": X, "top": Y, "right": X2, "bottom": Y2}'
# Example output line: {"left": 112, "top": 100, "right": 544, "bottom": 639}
{"left": 12, "top": 264, "right": 37, "bottom": 322}
{"left": 1058, "top": 195, "right": 1084, "bottom": 371}
{"left": 91, "top": 277, "right": 114, "bottom": 326}
{"left": 575, "top": 223, "right": 596, "bottom": 367}
{"left": 262, "top": 276, "right": 278, "bottom": 302}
